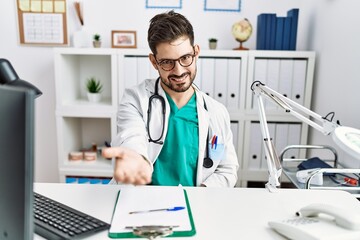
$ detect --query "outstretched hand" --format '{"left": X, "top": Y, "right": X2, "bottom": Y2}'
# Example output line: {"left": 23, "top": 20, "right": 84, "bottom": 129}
{"left": 102, "top": 147, "right": 152, "bottom": 185}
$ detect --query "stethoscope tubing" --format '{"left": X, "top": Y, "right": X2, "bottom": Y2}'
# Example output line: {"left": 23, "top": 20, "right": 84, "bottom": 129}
{"left": 147, "top": 77, "right": 213, "bottom": 168}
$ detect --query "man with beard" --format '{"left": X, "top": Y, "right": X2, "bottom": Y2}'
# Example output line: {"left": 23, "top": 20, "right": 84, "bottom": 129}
{"left": 102, "top": 10, "right": 238, "bottom": 187}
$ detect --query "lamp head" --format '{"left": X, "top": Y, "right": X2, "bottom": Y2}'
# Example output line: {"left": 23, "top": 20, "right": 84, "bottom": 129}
{"left": 332, "top": 126, "right": 360, "bottom": 160}
{"left": 0, "top": 58, "right": 42, "bottom": 97}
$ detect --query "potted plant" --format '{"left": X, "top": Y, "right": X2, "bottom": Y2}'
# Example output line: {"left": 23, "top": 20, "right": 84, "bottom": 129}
{"left": 208, "top": 38, "right": 218, "bottom": 50}
{"left": 86, "top": 77, "right": 103, "bottom": 102}
{"left": 93, "top": 34, "right": 101, "bottom": 48}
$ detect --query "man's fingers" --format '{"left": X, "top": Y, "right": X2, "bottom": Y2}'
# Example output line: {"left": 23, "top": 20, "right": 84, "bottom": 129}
{"left": 105, "top": 146, "right": 152, "bottom": 185}
{"left": 114, "top": 168, "right": 126, "bottom": 182}
{"left": 102, "top": 146, "right": 125, "bottom": 159}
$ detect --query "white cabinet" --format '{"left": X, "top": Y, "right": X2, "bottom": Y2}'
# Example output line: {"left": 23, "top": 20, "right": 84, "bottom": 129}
{"left": 54, "top": 48, "right": 315, "bottom": 186}
{"left": 240, "top": 51, "right": 315, "bottom": 186}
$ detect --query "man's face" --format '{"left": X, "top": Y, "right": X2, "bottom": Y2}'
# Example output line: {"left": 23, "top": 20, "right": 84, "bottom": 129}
{"left": 150, "top": 37, "right": 199, "bottom": 93}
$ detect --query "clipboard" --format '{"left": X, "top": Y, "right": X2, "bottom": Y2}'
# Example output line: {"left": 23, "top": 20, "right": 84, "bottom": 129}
{"left": 108, "top": 186, "right": 196, "bottom": 238}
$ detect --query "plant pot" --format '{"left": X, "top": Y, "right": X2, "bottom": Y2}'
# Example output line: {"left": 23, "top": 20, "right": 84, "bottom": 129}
{"left": 87, "top": 92, "right": 101, "bottom": 102}
{"left": 93, "top": 41, "right": 101, "bottom": 48}
{"left": 209, "top": 41, "right": 217, "bottom": 50}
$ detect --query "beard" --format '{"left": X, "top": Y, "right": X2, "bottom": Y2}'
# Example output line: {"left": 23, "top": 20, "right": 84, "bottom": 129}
{"left": 160, "top": 68, "right": 197, "bottom": 93}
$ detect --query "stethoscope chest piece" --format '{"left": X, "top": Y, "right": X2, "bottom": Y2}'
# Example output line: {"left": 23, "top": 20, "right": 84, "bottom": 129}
{"left": 203, "top": 157, "right": 213, "bottom": 168}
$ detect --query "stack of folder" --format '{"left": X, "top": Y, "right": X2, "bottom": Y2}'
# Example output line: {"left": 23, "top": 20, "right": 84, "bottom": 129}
{"left": 256, "top": 9, "right": 299, "bottom": 51}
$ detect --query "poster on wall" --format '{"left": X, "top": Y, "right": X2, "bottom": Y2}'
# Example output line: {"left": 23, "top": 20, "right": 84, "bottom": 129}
{"left": 146, "top": 0, "right": 182, "bottom": 9}
{"left": 204, "top": 0, "right": 241, "bottom": 12}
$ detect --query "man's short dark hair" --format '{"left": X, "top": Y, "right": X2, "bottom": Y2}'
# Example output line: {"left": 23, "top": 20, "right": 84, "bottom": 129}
{"left": 148, "top": 10, "right": 194, "bottom": 55}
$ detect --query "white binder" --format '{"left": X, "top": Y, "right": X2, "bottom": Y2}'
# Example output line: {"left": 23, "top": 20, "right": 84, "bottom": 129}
{"left": 285, "top": 123, "right": 302, "bottom": 159}
{"left": 248, "top": 122, "right": 262, "bottom": 170}
{"left": 200, "top": 58, "right": 215, "bottom": 97}
{"left": 292, "top": 59, "right": 307, "bottom": 105}
{"left": 123, "top": 57, "right": 137, "bottom": 89}
{"left": 137, "top": 57, "right": 151, "bottom": 84}
{"left": 214, "top": 58, "right": 228, "bottom": 106}
{"left": 266, "top": 59, "right": 281, "bottom": 110}
{"left": 227, "top": 59, "right": 241, "bottom": 109}
{"left": 278, "top": 59, "right": 294, "bottom": 101}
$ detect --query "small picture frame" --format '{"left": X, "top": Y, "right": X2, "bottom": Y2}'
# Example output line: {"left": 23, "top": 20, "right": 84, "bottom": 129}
{"left": 111, "top": 30, "right": 137, "bottom": 48}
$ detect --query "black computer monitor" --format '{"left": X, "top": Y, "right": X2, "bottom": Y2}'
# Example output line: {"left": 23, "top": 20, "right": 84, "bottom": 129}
{"left": 0, "top": 85, "right": 35, "bottom": 240}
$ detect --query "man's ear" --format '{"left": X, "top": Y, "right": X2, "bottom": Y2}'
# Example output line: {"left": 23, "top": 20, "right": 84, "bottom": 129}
{"left": 149, "top": 54, "right": 158, "bottom": 70}
{"left": 194, "top": 44, "right": 200, "bottom": 59}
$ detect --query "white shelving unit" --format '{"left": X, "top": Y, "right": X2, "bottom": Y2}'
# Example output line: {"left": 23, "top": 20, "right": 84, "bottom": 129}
{"left": 54, "top": 48, "right": 118, "bottom": 182}
{"left": 54, "top": 48, "right": 315, "bottom": 186}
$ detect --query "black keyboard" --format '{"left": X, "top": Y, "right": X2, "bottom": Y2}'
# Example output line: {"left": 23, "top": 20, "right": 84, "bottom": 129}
{"left": 34, "top": 192, "right": 110, "bottom": 240}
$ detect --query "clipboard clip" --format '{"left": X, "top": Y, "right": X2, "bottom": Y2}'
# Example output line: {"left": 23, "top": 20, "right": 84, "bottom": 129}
{"left": 125, "top": 225, "right": 178, "bottom": 239}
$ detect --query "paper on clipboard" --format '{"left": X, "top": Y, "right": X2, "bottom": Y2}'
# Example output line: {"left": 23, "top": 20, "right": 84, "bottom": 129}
{"left": 109, "top": 186, "right": 195, "bottom": 238}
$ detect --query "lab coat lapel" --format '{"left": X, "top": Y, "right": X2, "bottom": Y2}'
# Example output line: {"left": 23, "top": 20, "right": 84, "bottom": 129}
{"left": 195, "top": 89, "right": 209, "bottom": 186}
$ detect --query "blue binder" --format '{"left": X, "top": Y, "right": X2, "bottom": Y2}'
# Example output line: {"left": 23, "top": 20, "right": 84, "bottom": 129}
{"left": 287, "top": 8, "right": 299, "bottom": 50}
{"left": 275, "top": 17, "right": 285, "bottom": 50}
{"left": 282, "top": 16, "right": 292, "bottom": 50}
{"left": 269, "top": 14, "right": 277, "bottom": 50}
{"left": 256, "top": 14, "right": 267, "bottom": 50}
{"left": 265, "top": 14, "right": 276, "bottom": 50}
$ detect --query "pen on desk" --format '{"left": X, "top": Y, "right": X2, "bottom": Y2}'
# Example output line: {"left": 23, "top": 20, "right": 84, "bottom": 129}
{"left": 129, "top": 206, "right": 185, "bottom": 214}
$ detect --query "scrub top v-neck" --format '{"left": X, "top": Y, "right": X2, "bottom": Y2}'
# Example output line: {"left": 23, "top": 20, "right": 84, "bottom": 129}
{"left": 151, "top": 92, "right": 199, "bottom": 186}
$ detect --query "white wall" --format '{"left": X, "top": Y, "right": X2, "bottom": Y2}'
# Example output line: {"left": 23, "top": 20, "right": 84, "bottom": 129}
{"left": 308, "top": 1, "right": 360, "bottom": 167}
{"left": 1, "top": 0, "right": 359, "bottom": 182}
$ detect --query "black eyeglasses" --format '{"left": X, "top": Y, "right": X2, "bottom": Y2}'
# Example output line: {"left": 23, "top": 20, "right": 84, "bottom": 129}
{"left": 154, "top": 47, "right": 196, "bottom": 71}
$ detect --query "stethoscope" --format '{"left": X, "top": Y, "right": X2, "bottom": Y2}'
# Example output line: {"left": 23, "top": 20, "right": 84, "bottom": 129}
{"left": 147, "top": 77, "right": 214, "bottom": 168}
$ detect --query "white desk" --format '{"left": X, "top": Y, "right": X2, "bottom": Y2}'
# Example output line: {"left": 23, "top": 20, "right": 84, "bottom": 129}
{"left": 34, "top": 183, "right": 360, "bottom": 239}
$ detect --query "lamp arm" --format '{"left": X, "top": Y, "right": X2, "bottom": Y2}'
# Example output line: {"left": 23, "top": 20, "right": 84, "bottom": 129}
{"left": 251, "top": 81, "right": 339, "bottom": 135}
{"left": 255, "top": 92, "right": 282, "bottom": 192}
{"left": 250, "top": 81, "right": 339, "bottom": 192}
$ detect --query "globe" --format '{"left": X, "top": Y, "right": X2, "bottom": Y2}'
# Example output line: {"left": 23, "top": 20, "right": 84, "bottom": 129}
{"left": 231, "top": 18, "right": 253, "bottom": 50}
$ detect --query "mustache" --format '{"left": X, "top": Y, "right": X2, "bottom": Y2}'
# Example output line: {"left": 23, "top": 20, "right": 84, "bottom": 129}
{"left": 168, "top": 72, "right": 189, "bottom": 79}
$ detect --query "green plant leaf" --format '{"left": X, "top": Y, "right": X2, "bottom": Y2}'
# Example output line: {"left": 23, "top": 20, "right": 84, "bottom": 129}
{"left": 86, "top": 77, "right": 103, "bottom": 93}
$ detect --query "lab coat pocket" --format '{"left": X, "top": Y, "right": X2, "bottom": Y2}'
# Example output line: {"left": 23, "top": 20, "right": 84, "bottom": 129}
{"left": 208, "top": 143, "right": 225, "bottom": 162}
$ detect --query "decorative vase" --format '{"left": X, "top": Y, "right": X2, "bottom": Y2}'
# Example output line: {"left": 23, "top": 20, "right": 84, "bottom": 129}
{"left": 87, "top": 92, "right": 101, "bottom": 102}
{"left": 209, "top": 41, "right": 217, "bottom": 50}
{"left": 93, "top": 41, "right": 101, "bottom": 48}
{"left": 73, "top": 26, "right": 91, "bottom": 48}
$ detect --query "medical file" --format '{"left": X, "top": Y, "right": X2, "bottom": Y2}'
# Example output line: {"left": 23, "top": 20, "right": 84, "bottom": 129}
{"left": 108, "top": 186, "right": 196, "bottom": 238}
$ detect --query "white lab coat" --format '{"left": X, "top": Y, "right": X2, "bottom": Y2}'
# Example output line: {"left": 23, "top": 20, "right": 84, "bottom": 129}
{"left": 112, "top": 78, "right": 239, "bottom": 187}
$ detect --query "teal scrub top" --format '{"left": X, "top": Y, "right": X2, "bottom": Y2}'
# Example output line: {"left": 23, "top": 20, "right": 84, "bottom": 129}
{"left": 151, "top": 92, "right": 199, "bottom": 186}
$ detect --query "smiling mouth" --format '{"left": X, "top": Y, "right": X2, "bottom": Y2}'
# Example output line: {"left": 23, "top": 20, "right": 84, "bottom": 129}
{"left": 169, "top": 73, "right": 189, "bottom": 82}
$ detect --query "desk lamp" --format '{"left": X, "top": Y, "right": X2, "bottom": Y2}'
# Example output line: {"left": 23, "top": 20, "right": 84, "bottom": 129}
{"left": 0, "top": 58, "right": 42, "bottom": 97}
{"left": 251, "top": 81, "right": 360, "bottom": 192}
